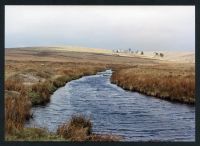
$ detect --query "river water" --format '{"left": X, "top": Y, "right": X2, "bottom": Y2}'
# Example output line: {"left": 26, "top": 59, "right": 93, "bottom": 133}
{"left": 26, "top": 70, "right": 195, "bottom": 141}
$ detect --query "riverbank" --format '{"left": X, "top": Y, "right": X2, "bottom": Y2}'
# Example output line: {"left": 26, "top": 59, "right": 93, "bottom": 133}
{"left": 5, "top": 48, "right": 195, "bottom": 141}
{"left": 6, "top": 115, "right": 121, "bottom": 141}
{"left": 26, "top": 69, "right": 194, "bottom": 141}
{"left": 5, "top": 60, "right": 122, "bottom": 141}
{"left": 6, "top": 48, "right": 154, "bottom": 141}
{"left": 111, "top": 63, "right": 195, "bottom": 104}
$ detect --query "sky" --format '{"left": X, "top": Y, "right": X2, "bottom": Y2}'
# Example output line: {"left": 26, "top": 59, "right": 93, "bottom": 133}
{"left": 5, "top": 6, "right": 195, "bottom": 51}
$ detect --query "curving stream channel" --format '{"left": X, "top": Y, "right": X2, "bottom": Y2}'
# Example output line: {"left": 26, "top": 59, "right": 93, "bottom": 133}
{"left": 26, "top": 70, "right": 195, "bottom": 141}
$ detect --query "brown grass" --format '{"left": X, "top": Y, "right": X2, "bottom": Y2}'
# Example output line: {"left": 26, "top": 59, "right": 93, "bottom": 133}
{"left": 57, "top": 115, "right": 121, "bottom": 141}
{"left": 111, "top": 64, "right": 195, "bottom": 104}
{"left": 5, "top": 95, "right": 31, "bottom": 135}
{"left": 5, "top": 60, "right": 108, "bottom": 138}
{"left": 6, "top": 115, "right": 121, "bottom": 141}
{"left": 5, "top": 79, "right": 26, "bottom": 94}
{"left": 29, "top": 81, "right": 52, "bottom": 105}
{"left": 5, "top": 48, "right": 194, "bottom": 141}
{"left": 57, "top": 115, "right": 92, "bottom": 141}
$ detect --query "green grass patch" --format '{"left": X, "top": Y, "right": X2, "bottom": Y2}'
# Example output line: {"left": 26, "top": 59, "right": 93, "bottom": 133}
{"left": 5, "top": 128, "right": 65, "bottom": 141}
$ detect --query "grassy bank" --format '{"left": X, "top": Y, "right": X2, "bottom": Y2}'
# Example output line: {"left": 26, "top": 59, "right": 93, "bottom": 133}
{"left": 5, "top": 60, "right": 115, "bottom": 140}
{"left": 6, "top": 115, "right": 121, "bottom": 141}
{"left": 111, "top": 64, "right": 195, "bottom": 104}
{"left": 5, "top": 61, "right": 107, "bottom": 105}
{"left": 5, "top": 48, "right": 195, "bottom": 141}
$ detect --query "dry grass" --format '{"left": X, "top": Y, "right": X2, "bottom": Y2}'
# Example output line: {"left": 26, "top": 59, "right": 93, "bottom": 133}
{"left": 5, "top": 61, "right": 108, "bottom": 105}
{"left": 5, "top": 60, "right": 108, "bottom": 138}
{"left": 57, "top": 115, "right": 92, "bottom": 141}
{"left": 5, "top": 48, "right": 159, "bottom": 66}
{"left": 6, "top": 115, "right": 121, "bottom": 141}
{"left": 5, "top": 95, "right": 31, "bottom": 135}
{"left": 57, "top": 115, "right": 121, "bottom": 141}
{"left": 111, "top": 64, "right": 195, "bottom": 104}
{"left": 5, "top": 48, "right": 195, "bottom": 141}
{"left": 5, "top": 79, "right": 26, "bottom": 93}
{"left": 28, "top": 81, "right": 52, "bottom": 105}
{"left": 5, "top": 77, "right": 32, "bottom": 135}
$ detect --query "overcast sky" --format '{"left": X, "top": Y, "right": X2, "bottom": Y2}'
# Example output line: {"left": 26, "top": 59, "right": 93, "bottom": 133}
{"left": 5, "top": 6, "right": 195, "bottom": 51}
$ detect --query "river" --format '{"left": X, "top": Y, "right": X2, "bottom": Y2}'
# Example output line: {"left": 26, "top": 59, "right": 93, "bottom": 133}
{"left": 25, "top": 70, "right": 195, "bottom": 141}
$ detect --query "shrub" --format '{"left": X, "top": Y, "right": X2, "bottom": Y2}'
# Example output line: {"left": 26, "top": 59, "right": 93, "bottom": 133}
{"left": 160, "top": 53, "right": 164, "bottom": 57}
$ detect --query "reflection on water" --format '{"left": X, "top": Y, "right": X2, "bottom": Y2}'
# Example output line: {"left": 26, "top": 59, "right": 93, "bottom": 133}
{"left": 26, "top": 70, "right": 195, "bottom": 141}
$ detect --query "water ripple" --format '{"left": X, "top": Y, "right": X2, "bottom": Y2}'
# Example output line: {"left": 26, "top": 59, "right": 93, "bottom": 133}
{"left": 26, "top": 70, "right": 195, "bottom": 141}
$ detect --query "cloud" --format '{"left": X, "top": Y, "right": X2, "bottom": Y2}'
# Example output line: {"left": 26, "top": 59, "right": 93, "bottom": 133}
{"left": 5, "top": 6, "right": 195, "bottom": 51}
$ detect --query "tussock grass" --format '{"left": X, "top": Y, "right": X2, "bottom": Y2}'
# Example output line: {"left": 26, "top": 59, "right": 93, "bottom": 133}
{"left": 5, "top": 95, "right": 31, "bottom": 135}
{"left": 111, "top": 65, "right": 195, "bottom": 104}
{"left": 5, "top": 79, "right": 26, "bottom": 93}
{"left": 6, "top": 115, "right": 121, "bottom": 141}
{"left": 28, "top": 65, "right": 105, "bottom": 105}
{"left": 57, "top": 115, "right": 121, "bottom": 141}
{"left": 57, "top": 115, "right": 92, "bottom": 141}
{"left": 5, "top": 61, "right": 108, "bottom": 140}
{"left": 28, "top": 82, "right": 51, "bottom": 105}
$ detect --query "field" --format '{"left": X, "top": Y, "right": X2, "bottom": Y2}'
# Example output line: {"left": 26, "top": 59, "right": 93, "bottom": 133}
{"left": 111, "top": 63, "right": 195, "bottom": 104}
{"left": 5, "top": 47, "right": 195, "bottom": 141}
